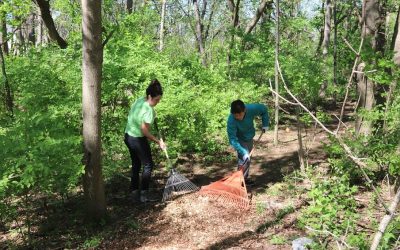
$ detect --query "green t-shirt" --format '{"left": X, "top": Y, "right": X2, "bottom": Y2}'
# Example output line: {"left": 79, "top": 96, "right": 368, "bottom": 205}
{"left": 125, "top": 97, "right": 155, "bottom": 137}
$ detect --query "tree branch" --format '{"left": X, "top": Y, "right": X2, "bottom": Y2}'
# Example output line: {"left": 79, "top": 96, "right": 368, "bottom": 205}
{"left": 33, "top": 0, "right": 68, "bottom": 49}
{"left": 276, "top": 60, "right": 391, "bottom": 214}
{"left": 102, "top": 27, "right": 116, "bottom": 48}
{"left": 245, "top": 0, "right": 271, "bottom": 34}
{"left": 204, "top": 0, "right": 216, "bottom": 41}
{"left": 305, "top": 226, "right": 353, "bottom": 249}
{"left": 370, "top": 186, "right": 400, "bottom": 250}
{"left": 268, "top": 79, "right": 298, "bottom": 105}
{"left": 336, "top": 36, "right": 364, "bottom": 133}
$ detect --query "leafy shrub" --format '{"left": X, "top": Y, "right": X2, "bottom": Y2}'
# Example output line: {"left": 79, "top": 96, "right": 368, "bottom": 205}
{"left": 298, "top": 175, "right": 359, "bottom": 246}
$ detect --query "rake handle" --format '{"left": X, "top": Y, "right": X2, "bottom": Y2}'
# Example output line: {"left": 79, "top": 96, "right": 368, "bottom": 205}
{"left": 154, "top": 119, "right": 175, "bottom": 172}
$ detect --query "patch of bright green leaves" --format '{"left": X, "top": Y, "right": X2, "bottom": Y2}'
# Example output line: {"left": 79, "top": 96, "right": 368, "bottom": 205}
{"left": 298, "top": 175, "right": 361, "bottom": 247}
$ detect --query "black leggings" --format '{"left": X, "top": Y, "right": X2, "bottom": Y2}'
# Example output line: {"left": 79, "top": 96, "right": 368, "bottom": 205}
{"left": 124, "top": 133, "right": 154, "bottom": 191}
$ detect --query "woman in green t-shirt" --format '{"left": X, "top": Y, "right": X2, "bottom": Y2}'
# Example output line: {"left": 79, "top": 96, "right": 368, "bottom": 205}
{"left": 124, "top": 79, "right": 166, "bottom": 202}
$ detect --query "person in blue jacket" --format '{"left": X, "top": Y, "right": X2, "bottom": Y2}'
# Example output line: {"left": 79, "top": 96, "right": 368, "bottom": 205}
{"left": 227, "top": 99, "right": 269, "bottom": 185}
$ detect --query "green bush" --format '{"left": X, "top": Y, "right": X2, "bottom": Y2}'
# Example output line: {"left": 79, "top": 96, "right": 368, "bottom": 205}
{"left": 298, "top": 175, "right": 359, "bottom": 247}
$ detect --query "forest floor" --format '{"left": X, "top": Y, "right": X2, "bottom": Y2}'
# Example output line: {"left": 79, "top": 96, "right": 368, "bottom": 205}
{"left": 96, "top": 103, "right": 356, "bottom": 249}
{"left": 1, "top": 102, "right": 391, "bottom": 249}
{"left": 101, "top": 128, "right": 319, "bottom": 250}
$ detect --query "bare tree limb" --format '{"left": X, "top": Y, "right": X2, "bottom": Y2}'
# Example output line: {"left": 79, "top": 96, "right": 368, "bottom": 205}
{"left": 333, "top": 114, "right": 348, "bottom": 129}
{"left": 370, "top": 186, "right": 400, "bottom": 250}
{"left": 193, "top": 0, "right": 207, "bottom": 66}
{"left": 276, "top": 60, "right": 391, "bottom": 214}
{"left": 343, "top": 38, "right": 359, "bottom": 55}
{"left": 201, "top": 0, "right": 207, "bottom": 19}
{"left": 305, "top": 226, "right": 353, "bottom": 249}
{"left": 268, "top": 79, "right": 297, "bottom": 105}
{"left": 276, "top": 61, "right": 335, "bottom": 136}
{"left": 33, "top": 0, "right": 68, "bottom": 49}
{"left": 204, "top": 0, "right": 216, "bottom": 41}
{"left": 245, "top": 0, "right": 271, "bottom": 34}
{"left": 102, "top": 26, "right": 117, "bottom": 48}
{"left": 176, "top": 1, "right": 197, "bottom": 42}
{"left": 336, "top": 36, "right": 364, "bottom": 134}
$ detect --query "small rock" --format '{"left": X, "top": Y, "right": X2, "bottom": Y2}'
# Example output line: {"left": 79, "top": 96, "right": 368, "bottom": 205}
{"left": 292, "top": 237, "right": 313, "bottom": 250}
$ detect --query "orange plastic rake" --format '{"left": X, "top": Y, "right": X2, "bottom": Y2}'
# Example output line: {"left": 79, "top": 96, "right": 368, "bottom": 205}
{"left": 198, "top": 132, "right": 264, "bottom": 209}
{"left": 199, "top": 167, "right": 250, "bottom": 209}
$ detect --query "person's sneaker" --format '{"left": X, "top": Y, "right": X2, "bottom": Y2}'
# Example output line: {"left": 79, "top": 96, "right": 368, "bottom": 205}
{"left": 140, "top": 190, "right": 159, "bottom": 203}
{"left": 245, "top": 178, "right": 255, "bottom": 187}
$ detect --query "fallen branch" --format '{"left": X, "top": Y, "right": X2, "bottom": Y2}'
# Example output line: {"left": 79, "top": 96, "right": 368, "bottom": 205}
{"left": 343, "top": 38, "right": 358, "bottom": 55}
{"left": 370, "top": 186, "right": 400, "bottom": 250}
{"left": 276, "top": 60, "right": 390, "bottom": 215}
{"left": 305, "top": 226, "right": 354, "bottom": 249}
{"left": 269, "top": 79, "right": 298, "bottom": 106}
{"left": 333, "top": 114, "right": 348, "bottom": 129}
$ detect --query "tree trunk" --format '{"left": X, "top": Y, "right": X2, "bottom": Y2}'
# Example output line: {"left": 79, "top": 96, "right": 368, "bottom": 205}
{"left": 370, "top": 186, "right": 400, "bottom": 250}
{"left": 0, "top": 44, "right": 12, "bottom": 116}
{"left": 392, "top": 6, "right": 400, "bottom": 64}
{"left": 273, "top": 0, "right": 279, "bottom": 146}
{"left": 0, "top": 10, "right": 8, "bottom": 55}
{"left": 318, "top": 0, "right": 331, "bottom": 98}
{"left": 355, "top": 63, "right": 375, "bottom": 136}
{"left": 203, "top": 0, "right": 215, "bottom": 42}
{"left": 355, "top": 0, "right": 385, "bottom": 136}
{"left": 127, "top": 0, "right": 133, "bottom": 14}
{"left": 316, "top": 2, "right": 325, "bottom": 54}
{"left": 34, "top": 0, "right": 68, "bottom": 49}
{"left": 82, "top": 0, "right": 106, "bottom": 220}
{"left": 296, "top": 108, "right": 305, "bottom": 173}
{"left": 13, "top": 25, "right": 25, "bottom": 55}
{"left": 28, "top": 13, "right": 36, "bottom": 45}
{"left": 227, "top": 0, "right": 240, "bottom": 67}
{"left": 36, "top": 8, "right": 43, "bottom": 47}
{"left": 193, "top": 0, "right": 206, "bottom": 66}
{"left": 383, "top": 6, "right": 400, "bottom": 131}
{"left": 159, "top": 0, "right": 166, "bottom": 51}
{"left": 332, "top": 0, "right": 337, "bottom": 104}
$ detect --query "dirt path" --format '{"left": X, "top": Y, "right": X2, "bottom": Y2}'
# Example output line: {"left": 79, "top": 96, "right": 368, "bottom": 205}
{"left": 100, "top": 124, "right": 332, "bottom": 250}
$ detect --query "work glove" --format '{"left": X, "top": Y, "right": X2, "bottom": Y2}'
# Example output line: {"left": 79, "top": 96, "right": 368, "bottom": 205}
{"left": 262, "top": 126, "right": 269, "bottom": 134}
{"left": 238, "top": 152, "right": 250, "bottom": 166}
{"left": 159, "top": 139, "right": 167, "bottom": 151}
{"left": 242, "top": 153, "right": 250, "bottom": 163}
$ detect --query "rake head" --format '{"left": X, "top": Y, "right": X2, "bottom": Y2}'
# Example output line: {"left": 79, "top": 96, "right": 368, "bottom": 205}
{"left": 198, "top": 170, "right": 250, "bottom": 209}
{"left": 162, "top": 169, "right": 199, "bottom": 202}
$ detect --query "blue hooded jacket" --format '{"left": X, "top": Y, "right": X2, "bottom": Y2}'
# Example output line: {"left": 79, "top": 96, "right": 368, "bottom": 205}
{"left": 227, "top": 103, "right": 269, "bottom": 156}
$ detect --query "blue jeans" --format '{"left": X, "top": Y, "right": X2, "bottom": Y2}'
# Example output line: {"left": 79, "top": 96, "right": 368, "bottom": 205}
{"left": 124, "top": 133, "right": 154, "bottom": 191}
{"left": 237, "top": 140, "right": 253, "bottom": 179}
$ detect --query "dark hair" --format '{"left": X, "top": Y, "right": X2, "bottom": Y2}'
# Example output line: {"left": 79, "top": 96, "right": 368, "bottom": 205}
{"left": 146, "top": 79, "right": 163, "bottom": 98}
{"left": 230, "top": 99, "right": 245, "bottom": 114}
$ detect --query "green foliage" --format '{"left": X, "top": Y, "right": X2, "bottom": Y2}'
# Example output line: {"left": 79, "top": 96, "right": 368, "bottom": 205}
{"left": 346, "top": 233, "right": 369, "bottom": 249}
{"left": 377, "top": 216, "right": 400, "bottom": 250}
{"left": 125, "top": 218, "right": 140, "bottom": 231}
{"left": 3, "top": 0, "right": 400, "bottom": 248}
{"left": 298, "top": 175, "right": 359, "bottom": 246}
{"left": 0, "top": 47, "right": 83, "bottom": 231}
{"left": 325, "top": 126, "right": 400, "bottom": 182}
{"left": 81, "top": 235, "right": 102, "bottom": 249}
{"left": 267, "top": 182, "right": 287, "bottom": 196}
{"left": 269, "top": 235, "right": 287, "bottom": 245}
{"left": 100, "top": 10, "right": 266, "bottom": 178}
{"left": 1, "top": 0, "right": 33, "bottom": 26}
